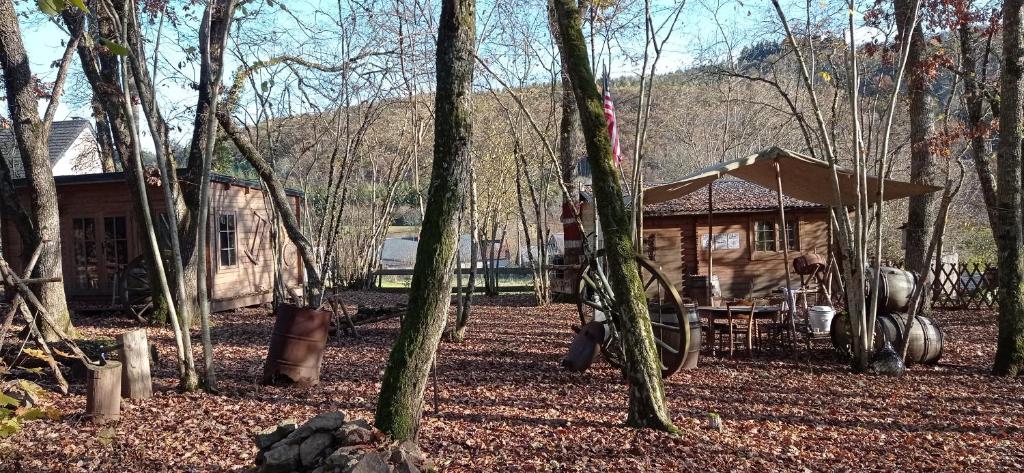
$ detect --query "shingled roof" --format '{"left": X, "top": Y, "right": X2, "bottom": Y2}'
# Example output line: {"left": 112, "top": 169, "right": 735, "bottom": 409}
{"left": 644, "top": 178, "right": 822, "bottom": 216}
{"left": 0, "top": 119, "right": 93, "bottom": 165}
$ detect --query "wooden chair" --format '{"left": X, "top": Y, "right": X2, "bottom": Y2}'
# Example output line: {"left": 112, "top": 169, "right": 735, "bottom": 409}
{"left": 762, "top": 295, "right": 795, "bottom": 353}
{"left": 715, "top": 299, "right": 757, "bottom": 357}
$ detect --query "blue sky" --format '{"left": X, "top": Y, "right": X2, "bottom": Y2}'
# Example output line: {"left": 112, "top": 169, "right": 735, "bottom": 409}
{"left": 11, "top": 0, "right": 785, "bottom": 146}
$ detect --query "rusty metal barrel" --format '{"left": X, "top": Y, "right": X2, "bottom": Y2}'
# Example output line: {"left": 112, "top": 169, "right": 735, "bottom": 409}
{"left": 876, "top": 312, "right": 944, "bottom": 365}
{"left": 262, "top": 303, "right": 331, "bottom": 386}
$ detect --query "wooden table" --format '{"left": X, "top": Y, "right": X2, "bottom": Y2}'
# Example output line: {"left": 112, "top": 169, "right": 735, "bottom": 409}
{"left": 697, "top": 306, "right": 782, "bottom": 356}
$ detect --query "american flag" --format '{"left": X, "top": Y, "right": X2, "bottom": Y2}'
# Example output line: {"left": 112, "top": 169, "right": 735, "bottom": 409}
{"left": 602, "top": 80, "right": 622, "bottom": 166}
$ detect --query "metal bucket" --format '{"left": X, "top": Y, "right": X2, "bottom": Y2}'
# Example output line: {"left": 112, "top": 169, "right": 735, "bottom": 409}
{"left": 262, "top": 303, "right": 331, "bottom": 386}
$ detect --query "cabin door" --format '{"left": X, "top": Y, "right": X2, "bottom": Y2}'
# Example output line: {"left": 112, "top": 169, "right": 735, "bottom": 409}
{"left": 67, "top": 214, "right": 130, "bottom": 294}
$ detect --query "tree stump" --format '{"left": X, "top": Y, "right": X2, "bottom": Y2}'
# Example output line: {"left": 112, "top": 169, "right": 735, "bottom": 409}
{"left": 116, "top": 329, "right": 153, "bottom": 399}
{"left": 86, "top": 361, "right": 122, "bottom": 424}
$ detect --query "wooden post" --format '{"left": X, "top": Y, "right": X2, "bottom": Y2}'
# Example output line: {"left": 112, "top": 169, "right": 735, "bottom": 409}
{"left": 86, "top": 361, "right": 122, "bottom": 424}
{"left": 774, "top": 160, "right": 797, "bottom": 347}
{"left": 117, "top": 329, "right": 153, "bottom": 399}
{"left": 706, "top": 179, "right": 715, "bottom": 304}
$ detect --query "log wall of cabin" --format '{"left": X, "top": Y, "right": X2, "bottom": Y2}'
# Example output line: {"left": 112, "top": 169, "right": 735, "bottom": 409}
{"left": 644, "top": 209, "right": 830, "bottom": 298}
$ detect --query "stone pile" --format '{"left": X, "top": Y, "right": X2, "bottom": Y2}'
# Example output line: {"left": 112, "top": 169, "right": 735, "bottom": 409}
{"left": 253, "top": 411, "right": 434, "bottom": 473}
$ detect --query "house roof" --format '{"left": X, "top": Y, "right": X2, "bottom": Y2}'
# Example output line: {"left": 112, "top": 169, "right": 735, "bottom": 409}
{"left": 0, "top": 119, "right": 92, "bottom": 165}
{"left": 11, "top": 170, "right": 305, "bottom": 198}
{"left": 645, "top": 178, "right": 822, "bottom": 216}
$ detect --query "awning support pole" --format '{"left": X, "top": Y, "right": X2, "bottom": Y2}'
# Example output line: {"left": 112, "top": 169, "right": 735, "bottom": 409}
{"left": 707, "top": 179, "right": 715, "bottom": 304}
{"left": 774, "top": 159, "right": 797, "bottom": 349}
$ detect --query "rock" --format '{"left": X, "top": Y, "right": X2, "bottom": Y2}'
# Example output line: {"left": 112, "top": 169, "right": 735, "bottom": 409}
{"left": 324, "top": 448, "right": 361, "bottom": 468}
{"left": 393, "top": 458, "right": 420, "bottom": 473}
{"left": 300, "top": 432, "right": 336, "bottom": 466}
{"left": 335, "top": 424, "right": 373, "bottom": 446}
{"left": 260, "top": 443, "right": 299, "bottom": 473}
{"left": 393, "top": 441, "right": 425, "bottom": 465}
{"left": 282, "top": 425, "right": 316, "bottom": 445}
{"left": 256, "top": 419, "right": 298, "bottom": 450}
{"left": 350, "top": 452, "right": 389, "bottom": 473}
{"left": 348, "top": 418, "right": 372, "bottom": 430}
{"left": 305, "top": 411, "right": 347, "bottom": 431}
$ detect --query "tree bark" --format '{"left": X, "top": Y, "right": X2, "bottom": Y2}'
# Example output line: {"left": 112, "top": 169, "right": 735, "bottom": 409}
{"left": 91, "top": 97, "right": 118, "bottom": 172}
{"left": 896, "top": 0, "right": 941, "bottom": 313}
{"left": 550, "top": 0, "right": 677, "bottom": 432}
{"left": 993, "top": 0, "right": 1024, "bottom": 377}
{"left": 959, "top": 23, "right": 999, "bottom": 230}
{"left": 375, "top": 0, "right": 474, "bottom": 441}
{"left": 453, "top": 164, "right": 479, "bottom": 342}
{"left": 62, "top": 9, "right": 197, "bottom": 389}
{"left": 0, "top": 0, "right": 74, "bottom": 341}
{"left": 192, "top": 0, "right": 236, "bottom": 392}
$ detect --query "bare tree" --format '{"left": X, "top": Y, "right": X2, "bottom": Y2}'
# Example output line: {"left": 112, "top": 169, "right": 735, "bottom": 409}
{"left": 376, "top": 0, "right": 475, "bottom": 440}
{"left": 0, "top": 0, "right": 79, "bottom": 341}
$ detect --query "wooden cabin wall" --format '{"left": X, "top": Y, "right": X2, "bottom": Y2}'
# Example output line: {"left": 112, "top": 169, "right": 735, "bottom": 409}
{"left": 645, "top": 209, "right": 830, "bottom": 298}
{"left": 2, "top": 181, "right": 155, "bottom": 297}
{"left": 206, "top": 182, "right": 303, "bottom": 311}
{"left": 2, "top": 179, "right": 304, "bottom": 311}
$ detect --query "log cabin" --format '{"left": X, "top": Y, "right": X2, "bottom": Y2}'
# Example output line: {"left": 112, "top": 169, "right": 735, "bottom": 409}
{"left": 642, "top": 178, "right": 830, "bottom": 299}
{"left": 0, "top": 171, "right": 304, "bottom": 312}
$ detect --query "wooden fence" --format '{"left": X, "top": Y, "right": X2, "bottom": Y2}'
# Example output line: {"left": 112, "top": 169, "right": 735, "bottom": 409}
{"left": 929, "top": 262, "right": 998, "bottom": 310}
{"left": 370, "top": 267, "right": 536, "bottom": 294}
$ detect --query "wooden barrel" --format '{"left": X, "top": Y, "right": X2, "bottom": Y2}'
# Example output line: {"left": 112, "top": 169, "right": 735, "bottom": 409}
{"left": 262, "top": 303, "right": 331, "bottom": 386}
{"left": 876, "top": 313, "right": 944, "bottom": 365}
{"left": 830, "top": 311, "right": 852, "bottom": 354}
{"left": 682, "top": 304, "right": 700, "bottom": 369}
{"left": 650, "top": 308, "right": 701, "bottom": 370}
{"left": 872, "top": 267, "right": 918, "bottom": 314}
{"left": 793, "top": 254, "right": 826, "bottom": 275}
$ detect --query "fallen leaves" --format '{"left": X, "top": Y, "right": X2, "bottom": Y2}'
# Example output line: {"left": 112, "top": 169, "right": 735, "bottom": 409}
{"left": 0, "top": 297, "right": 1021, "bottom": 471}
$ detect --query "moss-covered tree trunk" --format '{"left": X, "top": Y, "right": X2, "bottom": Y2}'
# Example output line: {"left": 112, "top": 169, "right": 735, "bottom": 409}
{"left": 0, "top": 0, "right": 74, "bottom": 341}
{"left": 550, "top": 0, "right": 677, "bottom": 432}
{"left": 994, "top": 0, "right": 1024, "bottom": 377}
{"left": 375, "top": 0, "right": 474, "bottom": 441}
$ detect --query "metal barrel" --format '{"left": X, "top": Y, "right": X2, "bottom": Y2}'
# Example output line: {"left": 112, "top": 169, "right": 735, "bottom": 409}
{"left": 262, "top": 303, "right": 331, "bottom": 386}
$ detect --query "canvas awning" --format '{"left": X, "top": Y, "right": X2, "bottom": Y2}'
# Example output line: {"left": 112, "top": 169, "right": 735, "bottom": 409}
{"left": 644, "top": 147, "right": 943, "bottom": 206}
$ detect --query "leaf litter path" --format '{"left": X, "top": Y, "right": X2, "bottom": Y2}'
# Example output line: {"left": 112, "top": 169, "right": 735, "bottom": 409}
{"left": 1, "top": 292, "right": 1022, "bottom": 472}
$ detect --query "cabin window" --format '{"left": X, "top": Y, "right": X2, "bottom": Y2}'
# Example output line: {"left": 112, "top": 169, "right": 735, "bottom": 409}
{"left": 754, "top": 221, "right": 777, "bottom": 251}
{"left": 785, "top": 220, "right": 799, "bottom": 251}
{"left": 103, "top": 216, "right": 128, "bottom": 285}
{"left": 72, "top": 218, "right": 99, "bottom": 289}
{"left": 219, "top": 213, "right": 237, "bottom": 267}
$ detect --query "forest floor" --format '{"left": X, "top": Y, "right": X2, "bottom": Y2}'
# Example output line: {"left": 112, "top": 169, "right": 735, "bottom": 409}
{"left": 1, "top": 292, "right": 1022, "bottom": 472}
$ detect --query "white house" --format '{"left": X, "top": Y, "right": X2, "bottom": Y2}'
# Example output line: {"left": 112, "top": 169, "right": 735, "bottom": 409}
{"left": 1, "top": 119, "right": 102, "bottom": 178}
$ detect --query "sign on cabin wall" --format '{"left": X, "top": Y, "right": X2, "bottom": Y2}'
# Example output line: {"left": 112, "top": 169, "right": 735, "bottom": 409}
{"left": 701, "top": 232, "right": 740, "bottom": 250}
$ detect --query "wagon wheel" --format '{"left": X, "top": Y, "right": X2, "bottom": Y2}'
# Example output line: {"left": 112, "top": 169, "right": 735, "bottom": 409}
{"left": 119, "top": 255, "right": 153, "bottom": 318}
{"left": 576, "top": 254, "right": 690, "bottom": 378}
